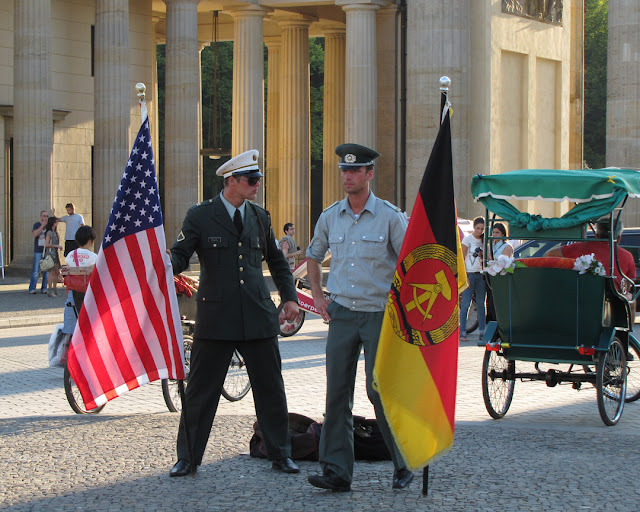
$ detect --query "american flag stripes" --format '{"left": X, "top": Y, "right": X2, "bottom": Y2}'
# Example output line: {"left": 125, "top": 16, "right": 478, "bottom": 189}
{"left": 67, "top": 112, "right": 184, "bottom": 410}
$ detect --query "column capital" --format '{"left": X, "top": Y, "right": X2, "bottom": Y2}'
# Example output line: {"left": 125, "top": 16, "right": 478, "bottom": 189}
{"left": 336, "top": 0, "right": 389, "bottom": 10}
{"left": 315, "top": 22, "right": 346, "bottom": 37}
{"left": 272, "top": 11, "right": 316, "bottom": 28}
{"left": 163, "top": 0, "right": 201, "bottom": 6}
{"left": 227, "top": 5, "right": 270, "bottom": 19}
{"left": 264, "top": 35, "right": 282, "bottom": 49}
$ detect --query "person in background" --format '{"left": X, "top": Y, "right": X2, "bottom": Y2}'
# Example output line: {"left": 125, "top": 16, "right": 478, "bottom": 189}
{"left": 278, "top": 223, "right": 302, "bottom": 271}
{"left": 305, "top": 143, "right": 412, "bottom": 492}
{"left": 28, "top": 210, "right": 50, "bottom": 294}
{"left": 460, "top": 217, "right": 486, "bottom": 341}
{"left": 44, "top": 217, "right": 64, "bottom": 297}
{"left": 486, "top": 222, "right": 513, "bottom": 322}
{"left": 58, "top": 202, "right": 85, "bottom": 256}
{"left": 65, "top": 225, "right": 98, "bottom": 314}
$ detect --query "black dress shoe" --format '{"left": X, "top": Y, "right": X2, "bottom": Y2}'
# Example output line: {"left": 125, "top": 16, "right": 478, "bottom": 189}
{"left": 169, "top": 459, "right": 195, "bottom": 477}
{"left": 392, "top": 468, "right": 414, "bottom": 489}
{"left": 272, "top": 457, "right": 300, "bottom": 474}
{"left": 308, "top": 472, "right": 351, "bottom": 492}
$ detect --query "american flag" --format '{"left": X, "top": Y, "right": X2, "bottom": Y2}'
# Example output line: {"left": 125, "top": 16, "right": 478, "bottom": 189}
{"left": 67, "top": 113, "right": 184, "bottom": 410}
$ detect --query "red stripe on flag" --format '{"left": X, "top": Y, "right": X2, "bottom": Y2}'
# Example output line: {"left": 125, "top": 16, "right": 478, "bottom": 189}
{"left": 145, "top": 228, "right": 183, "bottom": 377}
{"left": 123, "top": 231, "right": 173, "bottom": 381}
{"left": 107, "top": 242, "right": 162, "bottom": 383}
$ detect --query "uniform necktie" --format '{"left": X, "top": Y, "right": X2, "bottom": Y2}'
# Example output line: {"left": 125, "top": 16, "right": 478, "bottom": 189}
{"left": 233, "top": 209, "right": 243, "bottom": 234}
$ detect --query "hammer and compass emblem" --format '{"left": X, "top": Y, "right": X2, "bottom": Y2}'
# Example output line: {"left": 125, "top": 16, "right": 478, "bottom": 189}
{"left": 388, "top": 244, "right": 458, "bottom": 346}
{"left": 405, "top": 270, "right": 452, "bottom": 323}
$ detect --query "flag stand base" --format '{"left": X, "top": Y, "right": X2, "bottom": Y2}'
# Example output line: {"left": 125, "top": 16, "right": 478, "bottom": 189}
{"left": 422, "top": 466, "right": 429, "bottom": 496}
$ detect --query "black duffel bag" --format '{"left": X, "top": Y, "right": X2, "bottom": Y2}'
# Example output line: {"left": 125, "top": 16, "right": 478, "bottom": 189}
{"left": 249, "top": 413, "right": 391, "bottom": 461}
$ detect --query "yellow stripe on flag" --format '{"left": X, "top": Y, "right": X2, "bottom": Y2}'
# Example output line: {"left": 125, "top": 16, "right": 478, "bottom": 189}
{"left": 374, "top": 314, "right": 454, "bottom": 470}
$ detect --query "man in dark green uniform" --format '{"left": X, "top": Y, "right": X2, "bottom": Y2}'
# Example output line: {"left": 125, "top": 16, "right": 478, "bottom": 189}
{"left": 169, "top": 149, "right": 300, "bottom": 477}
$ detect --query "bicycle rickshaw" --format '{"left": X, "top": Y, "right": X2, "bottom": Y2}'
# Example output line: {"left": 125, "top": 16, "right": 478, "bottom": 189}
{"left": 471, "top": 168, "right": 640, "bottom": 426}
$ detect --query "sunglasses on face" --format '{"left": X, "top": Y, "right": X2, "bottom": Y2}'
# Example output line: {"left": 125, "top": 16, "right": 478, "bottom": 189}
{"left": 236, "top": 176, "right": 261, "bottom": 186}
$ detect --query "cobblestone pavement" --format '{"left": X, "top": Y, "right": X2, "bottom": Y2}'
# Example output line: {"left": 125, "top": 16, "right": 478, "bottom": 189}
{"left": 1, "top": 316, "right": 639, "bottom": 512}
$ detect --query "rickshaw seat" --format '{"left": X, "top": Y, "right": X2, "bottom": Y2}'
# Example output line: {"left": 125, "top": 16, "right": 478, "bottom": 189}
{"left": 488, "top": 266, "right": 624, "bottom": 363}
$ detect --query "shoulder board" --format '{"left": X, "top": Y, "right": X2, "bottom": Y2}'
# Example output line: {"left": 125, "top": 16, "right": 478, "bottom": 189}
{"left": 323, "top": 201, "right": 340, "bottom": 212}
{"left": 382, "top": 200, "right": 402, "bottom": 213}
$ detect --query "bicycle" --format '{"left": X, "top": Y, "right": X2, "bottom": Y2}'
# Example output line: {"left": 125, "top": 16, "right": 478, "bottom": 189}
{"left": 161, "top": 311, "right": 252, "bottom": 412}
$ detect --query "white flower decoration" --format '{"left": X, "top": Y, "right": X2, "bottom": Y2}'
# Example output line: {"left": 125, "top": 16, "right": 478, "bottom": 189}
{"left": 573, "top": 253, "right": 606, "bottom": 276}
{"left": 485, "top": 254, "right": 516, "bottom": 276}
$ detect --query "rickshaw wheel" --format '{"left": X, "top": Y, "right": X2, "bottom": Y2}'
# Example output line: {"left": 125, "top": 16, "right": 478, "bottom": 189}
{"left": 64, "top": 365, "right": 106, "bottom": 414}
{"left": 596, "top": 338, "right": 626, "bottom": 426}
{"left": 162, "top": 336, "right": 193, "bottom": 412}
{"left": 623, "top": 337, "right": 640, "bottom": 403}
{"left": 277, "top": 303, "right": 305, "bottom": 337}
{"left": 221, "top": 350, "right": 252, "bottom": 402}
{"left": 482, "top": 348, "right": 515, "bottom": 419}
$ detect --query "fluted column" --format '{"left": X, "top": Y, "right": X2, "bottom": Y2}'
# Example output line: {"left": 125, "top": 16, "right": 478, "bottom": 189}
{"left": 94, "top": 0, "right": 130, "bottom": 242}
{"left": 13, "top": 0, "right": 53, "bottom": 263}
{"left": 164, "top": 0, "right": 202, "bottom": 242}
{"left": 152, "top": 16, "right": 161, "bottom": 183}
{"left": 230, "top": 6, "right": 267, "bottom": 206}
{"left": 265, "top": 35, "right": 282, "bottom": 214}
{"left": 278, "top": 18, "right": 311, "bottom": 248}
{"left": 607, "top": 0, "right": 640, "bottom": 224}
{"left": 376, "top": 5, "right": 397, "bottom": 200}
{"left": 322, "top": 28, "right": 346, "bottom": 208}
{"left": 339, "top": 2, "right": 382, "bottom": 151}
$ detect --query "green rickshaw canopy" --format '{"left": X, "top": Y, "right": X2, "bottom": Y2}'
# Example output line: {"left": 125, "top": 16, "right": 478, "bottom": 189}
{"left": 470, "top": 168, "right": 640, "bottom": 232}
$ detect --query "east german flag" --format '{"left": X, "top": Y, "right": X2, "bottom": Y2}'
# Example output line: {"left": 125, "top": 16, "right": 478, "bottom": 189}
{"left": 373, "top": 107, "right": 462, "bottom": 470}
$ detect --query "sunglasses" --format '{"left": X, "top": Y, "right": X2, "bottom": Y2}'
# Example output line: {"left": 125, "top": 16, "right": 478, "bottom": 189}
{"left": 236, "top": 176, "right": 261, "bottom": 186}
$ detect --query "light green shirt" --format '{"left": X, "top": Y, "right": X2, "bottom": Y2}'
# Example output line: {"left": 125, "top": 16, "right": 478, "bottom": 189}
{"left": 306, "top": 192, "right": 408, "bottom": 312}
{"left": 219, "top": 191, "right": 246, "bottom": 221}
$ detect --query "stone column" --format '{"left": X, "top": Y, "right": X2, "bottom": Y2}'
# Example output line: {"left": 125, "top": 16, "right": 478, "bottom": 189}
{"left": 265, "top": 35, "right": 282, "bottom": 214}
{"left": 93, "top": 0, "right": 130, "bottom": 242}
{"left": 607, "top": 0, "right": 640, "bottom": 225}
{"left": 164, "top": 0, "right": 202, "bottom": 242}
{"left": 278, "top": 18, "right": 311, "bottom": 248}
{"left": 13, "top": 0, "right": 53, "bottom": 264}
{"left": 376, "top": 5, "right": 397, "bottom": 201}
{"left": 338, "top": 1, "right": 384, "bottom": 151}
{"left": 230, "top": 6, "right": 268, "bottom": 206}
{"left": 152, "top": 16, "right": 162, "bottom": 182}
{"left": 405, "top": 0, "right": 470, "bottom": 216}
{"left": 322, "top": 27, "right": 346, "bottom": 208}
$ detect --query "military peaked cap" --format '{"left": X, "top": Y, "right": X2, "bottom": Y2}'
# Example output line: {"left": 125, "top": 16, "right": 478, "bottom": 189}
{"left": 216, "top": 149, "right": 263, "bottom": 178}
{"left": 335, "top": 143, "right": 380, "bottom": 169}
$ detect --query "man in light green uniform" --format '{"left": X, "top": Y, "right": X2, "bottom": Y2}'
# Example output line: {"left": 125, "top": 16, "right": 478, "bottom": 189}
{"left": 306, "top": 143, "right": 412, "bottom": 492}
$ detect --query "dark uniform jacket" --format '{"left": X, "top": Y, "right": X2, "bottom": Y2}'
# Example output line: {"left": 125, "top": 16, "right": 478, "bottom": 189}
{"left": 171, "top": 194, "right": 297, "bottom": 340}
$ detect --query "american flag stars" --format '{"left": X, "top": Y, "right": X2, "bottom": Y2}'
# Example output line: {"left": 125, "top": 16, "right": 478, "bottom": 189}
{"left": 104, "top": 120, "right": 162, "bottom": 249}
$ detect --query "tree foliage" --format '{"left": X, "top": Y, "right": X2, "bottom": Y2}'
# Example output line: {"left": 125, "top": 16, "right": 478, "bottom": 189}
{"left": 584, "top": 0, "right": 608, "bottom": 169}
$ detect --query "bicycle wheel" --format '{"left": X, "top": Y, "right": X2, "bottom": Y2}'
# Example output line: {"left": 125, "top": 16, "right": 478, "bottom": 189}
{"left": 221, "top": 349, "right": 251, "bottom": 402}
{"left": 596, "top": 338, "right": 626, "bottom": 426}
{"left": 277, "top": 303, "right": 305, "bottom": 337}
{"left": 162, "top": 335, "right": 193, "bottom": 413}
{"left": 64, "top": 365, "right": 105, "bottom": 414}
{"left": 481, "top": 347, "right": 515, "bottom": 419}
{"left": 466, "top": 297, "right": 479, "bottom": 334}
{"left": 625, "top": 336, "right": 640, "bottom": 403}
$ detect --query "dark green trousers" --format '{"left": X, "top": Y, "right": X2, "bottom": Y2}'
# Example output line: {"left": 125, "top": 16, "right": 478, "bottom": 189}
{"left": 319, "top": 302, "right": 406, "bottom": 483}
{"left": 177, "top": 337, "right": 291, "bottom": 465}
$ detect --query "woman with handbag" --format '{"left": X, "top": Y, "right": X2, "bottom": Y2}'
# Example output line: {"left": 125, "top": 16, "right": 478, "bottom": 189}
{"left": 64, "top": 225, "right": 97, "bottom": 314}
{"left": 44, "top": 217, "right": 64, "bottom": 297}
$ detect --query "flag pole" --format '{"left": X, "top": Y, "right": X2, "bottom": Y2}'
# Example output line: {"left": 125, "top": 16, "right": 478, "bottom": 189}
{"left": 135, "top": 82, "right": 195, "bottom": 477}
{"left": 420, "top": 75, "right": 451, "bottom": 498}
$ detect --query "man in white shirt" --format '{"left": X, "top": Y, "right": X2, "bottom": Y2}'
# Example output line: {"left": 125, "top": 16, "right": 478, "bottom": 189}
{"left": 59, "top": 202, "right": 85, "bottom": 256}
